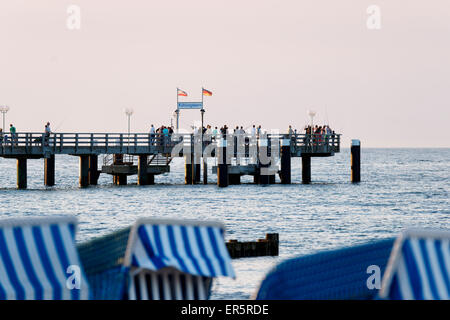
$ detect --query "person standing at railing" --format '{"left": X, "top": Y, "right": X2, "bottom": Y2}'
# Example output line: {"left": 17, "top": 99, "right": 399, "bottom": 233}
{"left": 149, "top": 124, "right": 155, "bottom": 145}
{"left": 9, "top": 124, "right": 17, "bottom": 146}
{"left": 0, "top": 128, "right": 3, "bottom": 146}
{"left": 162, "top": 126, "right": 169, "bottom": 146}
{"left": 44, "top": 122, "right": 52, "bottom": 146}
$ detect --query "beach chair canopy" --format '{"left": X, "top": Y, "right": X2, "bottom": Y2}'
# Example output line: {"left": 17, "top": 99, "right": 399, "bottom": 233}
{"left": 378, "top": 228, "right": 450, "bottom": 300}
{"left": 78, "top": 218, "right": 235, "bottom": 300}
{"left": 255, "top": 238, "right": 395, "bottom": 300}
{"left": 0, "top": 216, "right": 90, "bottom": 300}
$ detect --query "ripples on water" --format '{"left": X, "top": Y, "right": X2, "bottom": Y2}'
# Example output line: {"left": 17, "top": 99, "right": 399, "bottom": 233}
{"left": 0, "top": 148, "right": 449, "bottom": 299}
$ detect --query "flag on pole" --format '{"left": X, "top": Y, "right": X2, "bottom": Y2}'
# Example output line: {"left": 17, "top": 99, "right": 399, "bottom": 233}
{"left": 177, "top": 89, "right": 188, "bottom": 96}
{"left": 202, "top": 88, "right": 212, "bottom": 96}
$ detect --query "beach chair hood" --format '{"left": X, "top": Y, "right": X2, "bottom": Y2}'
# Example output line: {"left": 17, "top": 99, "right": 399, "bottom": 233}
{"left": 0, "top": 216, "right": 90, "bottom": 300}
{"left": 124, "top": 218, "right": 235, "bottom": 278}
{"left": 379, "top": 228, "right": 450, "bottom": 300}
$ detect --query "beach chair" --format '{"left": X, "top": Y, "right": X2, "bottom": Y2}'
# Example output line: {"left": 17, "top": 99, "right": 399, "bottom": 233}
{"left": 77, "top": 218, "right": 235, "bottom": 300}
{"left": 378, "top": 228, "right": 450, "bottom": 300}
{"left": 254, "top": 238, "right": 395, "bottom": 300}
{"left": 0, "top": 216, "right": 90, "bottom": 300}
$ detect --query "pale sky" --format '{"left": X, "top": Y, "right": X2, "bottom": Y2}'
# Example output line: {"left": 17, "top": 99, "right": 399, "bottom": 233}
{"left": 0, "top": 1, "right": 449, "bottom": 147}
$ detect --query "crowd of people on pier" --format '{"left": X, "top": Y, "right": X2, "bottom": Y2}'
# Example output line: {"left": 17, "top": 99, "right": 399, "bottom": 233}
{"left": 142, "top": 122, "right": 336, "bottom": 148}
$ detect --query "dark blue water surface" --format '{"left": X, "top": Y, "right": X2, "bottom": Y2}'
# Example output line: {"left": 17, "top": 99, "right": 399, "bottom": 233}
{"left": 0, "top": 148, "right": 448, "bottom": 299}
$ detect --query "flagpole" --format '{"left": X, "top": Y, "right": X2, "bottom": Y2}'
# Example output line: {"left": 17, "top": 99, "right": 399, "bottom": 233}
{"left": 176, "top": 87, "right": 179, "bottom": 132}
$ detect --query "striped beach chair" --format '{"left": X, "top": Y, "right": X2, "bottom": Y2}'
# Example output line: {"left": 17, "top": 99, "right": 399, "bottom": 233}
{"left": 78, "top": 218, "right": 235, "bottom": 300}
{"left": 0, "top": 216, "right": 90, "bottom": 300}
{"left": 254, "top": 238, "right": 395, "bottom": 300}
{"left": 378, "top": 228, "right": 450, "bottom": 300}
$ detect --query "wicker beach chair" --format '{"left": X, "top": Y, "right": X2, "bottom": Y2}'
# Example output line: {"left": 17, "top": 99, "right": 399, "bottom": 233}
{"left": 0, "top": 216, "right": 90, "bottom": 300}
{"left": 77, "top": 218, "right": 235, "bottom": 300}
{"left": 254, "top": 238, "right": 395, "bottom": 300}
{"left": 378, "top": 228, "right": 450, "bottom": 300}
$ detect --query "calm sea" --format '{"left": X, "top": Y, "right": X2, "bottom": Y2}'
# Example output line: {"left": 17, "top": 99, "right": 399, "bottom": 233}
{"left": 0, "top": 148, "right": 449, "bottom": 299}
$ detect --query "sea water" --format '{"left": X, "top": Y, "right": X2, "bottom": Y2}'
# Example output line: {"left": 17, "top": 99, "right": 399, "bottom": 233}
{"left": 0, "top": 148, "right": 448, "bottom": 299}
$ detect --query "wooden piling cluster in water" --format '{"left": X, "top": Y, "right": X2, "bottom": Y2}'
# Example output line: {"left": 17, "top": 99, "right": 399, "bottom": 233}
{"left": 0, "top": 132, "right": 345, "bottom": 189}
{"left": 226, "top": 233, "right": 279, "bottom": 259}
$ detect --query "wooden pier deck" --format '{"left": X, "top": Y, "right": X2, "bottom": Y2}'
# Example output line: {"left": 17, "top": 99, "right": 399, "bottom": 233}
{"left": 0, "top": 132, "right": 341, "bottom": 188}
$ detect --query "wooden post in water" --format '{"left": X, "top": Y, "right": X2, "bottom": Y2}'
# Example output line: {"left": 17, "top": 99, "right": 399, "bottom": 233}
{"left": 302, "top": 155, "right": 311, "bottom": 184}
{"left": 217, "top": 137, "right": 228, "bottom": 187}
{"left": 138, "top": 154, "right": 149, "bottom": 185}
{"left": 88, "top": 155, "right": 98, "bottom": 185}
{"left": 44, "top": 155, "right": 55, "bottom": 187}
{"left": 280, "top": 138, "right": 291, "bottom": 184}
{"left": 351, "top": 139, "right": 361, "bottom": 183}
{"left": 79, "top": 155, "right": 89, "bottom": 188}
{"left": 17, "top": 157, "right": 27, "bottom": 189}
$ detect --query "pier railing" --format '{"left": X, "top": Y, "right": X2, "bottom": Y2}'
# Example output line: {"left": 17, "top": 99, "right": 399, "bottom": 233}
{"left": 0, "top": 132, "right": 340, "bottom": 157}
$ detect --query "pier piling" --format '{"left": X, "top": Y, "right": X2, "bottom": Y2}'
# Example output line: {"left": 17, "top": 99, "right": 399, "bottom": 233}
{"left": 79, "top": 155, "right": 89, "bottom": 188}
{"left": 203, "top": 158, "right": 208, "bottom": 185}
{"left": 280, "top": 139, "right": 291, "bottom": 184}
{"left": 217, "top": 138, "right": 228, "bottom": 187}
{"left": 194, "top": 155, "right": 201, "bottom": 184}
{"left": 88, "top": 155, "right": 99, "bottom": 185}
{"left": 185, "top": 153, "right": 194, "bottom": 185}
{"left": 44, "top": 155, "right": 55, "bottom": 187}
{"left": 17, "top": 157, "right": 27, "bottom": 189}
{"left": 113, "top": 154, "right": 127, "bottom": 185}
{"left": 302, "top": 155, "right": 311, "bottom": 184}
{"left": 138, "top": 155, "right": 149, "bottom": 185}
{"left": 351, "top": 139, "right": 361, "bottom": 183}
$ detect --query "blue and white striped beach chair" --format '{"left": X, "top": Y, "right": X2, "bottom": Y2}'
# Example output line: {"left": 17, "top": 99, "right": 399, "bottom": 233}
{"left": 0, "top": 216, "right": 90, "bottom": 300}
{"left": 78, "top": 218, "right": 235, "bottom": 300}
{"left": 254, "top": 238, "right": 395, "bottom": 300}
{"left": 378, "top": 228, "right": 450, "bottom": 300}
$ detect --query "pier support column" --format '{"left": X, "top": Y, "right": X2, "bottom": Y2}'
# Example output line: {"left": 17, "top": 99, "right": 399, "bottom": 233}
{"left": 88, "top": 155, "right": 99, "bottom": 185}
{"left": 113, "top": 174, "right": 127, "bottom": 185}
{"left": 17, "top": 157, "right": 27, "bottom": 189}
{"left": 79, "top": 155, "right": 89, "bottom": 188}
{"left": 194, "top": 155, "right": 201, "bottom": 184}
{"left": 147, "top": 174, "right": 155, "bottom": 185}
{"left": 44, "top": 155, "right": 55, "bottom": 187}
{"left": 185, "top": 153, "right": 194, "bottom": 185}
{"left": 113, "top": 154, "right": 127, "bottom": 185}
{"left": 302, "top": 155, "right": 311, "bottom": 184}
{"left": 217, "top": 138, "right": 228, "bottom": 188}
{"left": 351, "top": 139, "right": 361, "bottom": 183}
{"left": 280, "top": 139, "right": 291, "bottom": 184}
{"left": 229, "top": 174, "right": 241, "bottom": 185}
{"left": 259, "top": 138, "right": 270, "bottom": 185}
{"left": 203, "top": 158, "right": 208, "bottom": 185}
{"left": 138, "top": 155, "right": 149, "bottom": 185}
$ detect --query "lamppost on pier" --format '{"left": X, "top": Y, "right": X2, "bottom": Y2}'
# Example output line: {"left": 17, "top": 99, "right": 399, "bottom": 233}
{"left": 308, "top": 110, "right": 316, "bottom": 130}
{"left": 124, "top": 108, "right": 134, "bottom": 146}
{"left": 0, "top": 105, "right": 9, "bottom": 132}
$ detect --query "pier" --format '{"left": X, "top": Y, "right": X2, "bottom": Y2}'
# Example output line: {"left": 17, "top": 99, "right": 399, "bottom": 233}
{"left": 0, "top": 132, "right": 340, "bottom": 189}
